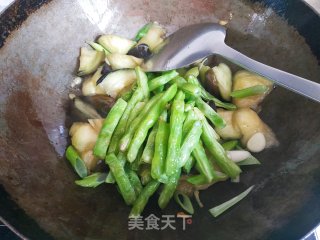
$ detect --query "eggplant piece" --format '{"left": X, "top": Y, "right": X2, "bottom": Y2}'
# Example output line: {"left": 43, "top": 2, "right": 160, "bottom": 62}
{"left": 78, "top": 47, "right": 105, "bottom": 76}
{"left": 97, "top": 34, "right": 136, "bottom": 54}
{"left": 99, "top": 69, "right": 136, "bottom": 98}
{"left": 137, "top": 22, "right": 166, "bottom": 51}
{"left": 212, "top": 63, "right": 233, "bottom": 101}
{"left": 106, "top": 53, "right": 143, "bottom": 70}
{"left": 82, "top": 67, "right": 106, "bottom": 96}
{"left": 127, "top": 43, "right": 152, "bottom": 59}
{"left": 205, "top": 68, "right": 220, "bottom": 97}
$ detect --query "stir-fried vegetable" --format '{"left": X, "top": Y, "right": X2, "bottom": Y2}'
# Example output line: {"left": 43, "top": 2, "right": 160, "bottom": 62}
{"left": 209, "top": 186, "right": 254, "bottom": 217}
{"left": 66, "top": 23, "right": 278, "bottom": 218}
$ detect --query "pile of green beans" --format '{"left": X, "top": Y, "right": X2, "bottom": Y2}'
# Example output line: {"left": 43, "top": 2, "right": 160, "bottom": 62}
{"left": 67, "top": 66, "right": 242, "bottom": 217}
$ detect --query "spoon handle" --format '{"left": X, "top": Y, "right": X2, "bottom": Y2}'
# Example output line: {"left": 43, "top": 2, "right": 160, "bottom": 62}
{"left": 216, "top": 43, "right": 320, "bottom": 103}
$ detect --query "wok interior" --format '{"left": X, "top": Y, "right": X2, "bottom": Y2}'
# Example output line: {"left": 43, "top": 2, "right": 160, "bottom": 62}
{"left": 0, "top": 0, "right": 319, "bottom": 239}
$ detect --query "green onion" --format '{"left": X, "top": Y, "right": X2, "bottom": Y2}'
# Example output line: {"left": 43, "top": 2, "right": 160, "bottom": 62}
{"left": 87, "top": 41, "right": 110, "bottom": 54}
{"left": 230, "top": 85, "right": 269, "bottom": 98}
{"left": 222, "top": 140, "right": 239, "bottom": 151}
{"left": 134, "top": 23, "right": 153, "bottom": 42}
{"left": 174, "top": 192, "right": 194, "bottom": 214}
{"left": 209, "top": 185, "right": 254, "bottom": 217}
{"left": 75, "top": 172, "right": 107, "bottom": 188}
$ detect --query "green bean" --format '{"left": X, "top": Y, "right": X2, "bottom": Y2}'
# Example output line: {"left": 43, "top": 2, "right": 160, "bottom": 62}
{"left": 93, "top": 98, "right": 127, "bottom": 159}
{"left": 148, "top": 70, "right": 179, "bottom": 91}
{"left": 105, "top": 152, "right": 127, "bottom": 184}
{"left": 187, "top": 75, "right": 236, "bottom": 110}
{"left": 200, "top": 118, "right": 242, "bottom": 179}
{"left": 108, "top": 90, "right": 143, "bottom": 154}
{"left": 126, "top": 166, "right": 143, "bottom": 196}
{"left": 127, "top": 84, "right": 178, "bottom": 162}
{"left": 135, "top": 66, "right": 149, "bottom": 100}
{"left": 182, "top": 109, "right": 198, "bottom": 136}
{"left": 172, "top": 76, "right": 187, "bottom": 87}
{"left": 184, "top": 100, "right": 195, "bottom": 112}
{"left": 134, "top": 23, "right": 153, "bottom": 41}
{"left": 120, "top": 87, "right": 135, "bottom": 102}
{"left": 130, "top": 146, "right": 144, "bottom": 171}
{"left": 165, "top": 91, "right": 185, "bottom": 176}
{"left": 187, "top": 172, "right": 228, "bottom": 185}
{"left": 139, "top": 165, "right": 152, "bottom": 185}
{"left": 179, "top": 120, "right": 202, "bottom": 167}
{"left": 127, "top": 102, "right": 145, "bottom": 125}
{"left": 192, "top": 141, "right": 216, "bottom": 182}
{"left": 230, "top": 85, "right": 269, "bottom": 98}
{"left": 66, "top": 146, "right": 88, "bottom": 178}
{"left": 194, "top": 107, "right": 220, "bottom": 140}
{"left": 153, "top": 85, "right": 164, "bottom": 94}
{"left": 75, "top": 172, "right": 107, "bottom": 188}
{"left": 141, "top": 124, "right": 158, "bottom": 163}
{"left": 183, "top": 156, "right": 195, "bottom": 174}
{"left": 184, "top": 66, "right": 199, "bottom": 78}
{"left": 105, "top": 153, "right": 136, "bottom": 205}
{"left": 120, "top": 94, "right": 162, "bottom": 152}
{"left": 151, "top": 112, "right": 169, "bottom": 183}
{"left": 195, "top": 97, "right": 225, "bottom": 128}
{"left": 222, "top": 140, "right": 239, "bottom": 151}
{"left": 158, "top": 168, "right": 181, "bottom": 209}
{"left": 180, "top": 83, "right": 201, "bottom": 99}
{"left": 129, "top": 180, "right": 160, "bottom": 218}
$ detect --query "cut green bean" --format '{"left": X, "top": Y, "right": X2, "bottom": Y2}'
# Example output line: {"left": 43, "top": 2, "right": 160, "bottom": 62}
{"left": 75, "top": 172, "right": 107, "bottom": 188}
{"left": 120, "top": 94, "right": 162, "bottom": 152}
{"left": 183, "top": 156, "right": 195, "bottom": 174}
{"left": 139, "top": 165, "right": 152, "bottom": 185}
{"left": 151, "top": 111, "right": 169, "bottom": 183}
{"left": 172, "top": 76, "right": 187, "bottom": 87}
{"left": 130, "top": 147, "right": 144, "bottom": 171}
{"left": 105, "top": 153, "right": 136, "bottom": 205}
{"left": 230, "top": 85, "right": 269, "bottom": 98}
{"left": 135, "top": 66, "right": 149, "bottom": 100}
{"left": 105, "top": 152, "right": 127, "bottom": 184}
{"left": 174, "top": 192, "right": 194, "bottom": 214}
{"left": 200, "top": 116, "right": 242, "bottom": 179}
{"left": 108, "top": 90, "right": 143, "bottom": 154}
{"left": 187, "top": 172, "right": 227, "bottom": 185}
{"left": 180, "top": 83, "right": 201, "bottom": 99}
{"left": 209, "top": 185, "right": 254, "bottom": 217}
{"left": 192, "top": 141, "right": 217, "bottom": 182}
{"left": 194, "top": 107, "right": 220, "bottom": 140}
{"left": 127, "top": 102, "right": 145, "bottom": 125}
{"left": 222, "top": 140, "right": 239, "bottom": 151}
{"left": 184, "top": 66, "right": 199, "bottom": 78}
{"left": 141, "top": 124, "right": 158, "bottom": 163}
{"left": 184, "top": 100, "right": 195, "bottom": 112}
{"left": 148, "top": 70, "right": 179, "bottom": 91}
{"left": 179, "top": 120, "right": 202, "bottom": 167}
{"left": 126, "top": 166, "right": 143, "bottom": 196}
{"left": 127, "top": 84, "right": 178, "bottom": 162}
{"left": 66, "top": 145, "right": 88, "bottom": 178}
{"left": 195, "top": 97, "right": 226, "bottom": 128}
{"left": 165, "top": 91, "right": 185, "bottom": 176}
{"left": 129, "top": 180, "right": 160, "bottom": 218}
{"left": 94, "top": 98, "right": 127, "bottom": 159}
{"left": 158, "top": 169, "right": 181, "bottom": 209}
{"left": 134, "top": 22, "right": 153, "bottom": 41}
{"left": 188, "top": 75, "right": 236, "bottom": 110}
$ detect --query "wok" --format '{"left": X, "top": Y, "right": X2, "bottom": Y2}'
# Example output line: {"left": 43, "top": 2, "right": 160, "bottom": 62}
{"left": 0, "top": 0, "right": 319, "bottom": 239}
